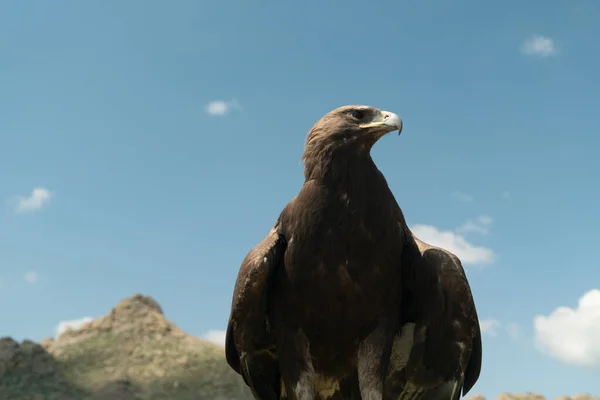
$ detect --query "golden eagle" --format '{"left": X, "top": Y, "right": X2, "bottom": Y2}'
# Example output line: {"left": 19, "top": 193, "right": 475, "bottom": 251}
{"left": 225, "top": 105, "right": 482, "bottom": 400}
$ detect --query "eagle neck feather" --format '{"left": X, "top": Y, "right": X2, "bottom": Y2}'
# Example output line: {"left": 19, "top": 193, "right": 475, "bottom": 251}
{"left": 301, "top": 147, "right": 413, "bottom": 246}
{"left": 302, "top": 146, "right": 376, "bottom": 185}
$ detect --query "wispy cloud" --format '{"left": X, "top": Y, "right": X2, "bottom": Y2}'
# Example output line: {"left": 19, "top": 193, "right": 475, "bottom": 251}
{"left": 480, "top": 319, "right": 501, "bottom": 336}
{"left": 55, "top": 317, "right": 93, "bottom": 337}
{"left": 452, "top": 190, "right": 473, "bottom": 203}
{"left": 480, "top": 319, "right": 519, "bottom": 340}
{"left": 24, "top": 271, "right": 39, "bottom": 284}
{"left": 411, "top": 223, "right": 496, "bottom": 265}
{"left": 502, "top": 191, "right": 511, "bottom": 199}
{"left": 205, "top": 98, "right": 241, "bottom": 117}
{"left": 534, "top": 289, "right": 600, "bottom": 368}
{"left": 457, "top": 215, "right": 494, "bottom": 235}
{"left": 203, "top": 329, "right": 226, "bottom": 347}
{"left": 10, "top": 187, "right": 53, "bottom": 214}
{"left": 521, "top": 35, "right": 557, "bottom": 57}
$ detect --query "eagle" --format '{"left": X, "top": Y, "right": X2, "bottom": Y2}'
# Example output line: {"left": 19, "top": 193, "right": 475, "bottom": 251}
{"left": 225, "top": 105, "right": 482, "bottom": 400}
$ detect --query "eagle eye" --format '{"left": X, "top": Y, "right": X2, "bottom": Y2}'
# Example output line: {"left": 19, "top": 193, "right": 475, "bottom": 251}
{"left": 350, "top": 110, "right": 365, "bottom": 121}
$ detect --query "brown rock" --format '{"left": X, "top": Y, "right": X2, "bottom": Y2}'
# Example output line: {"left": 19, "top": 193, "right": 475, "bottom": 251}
{"left": 497, "top": 393, "right": 546, "bottom": 400}
{"left": 0, "top": 337, "right": 58, "bottom": 378}
{"left": 0, "top": 337, "right": 20, "bottom": 377}
{"left": 468, "top": 394, "right": 486, "bottom": 400}
{"left": 556, "top": 395, "right": 600, "bottom": 400}
{"left": 54, "top": 293, "right": 183, "bottom": 349}
{"left": 115, "top": 293, "right": 164, "bottom": 315}
{"left": 40, "top": 337, "right": 55, "bottom": 350}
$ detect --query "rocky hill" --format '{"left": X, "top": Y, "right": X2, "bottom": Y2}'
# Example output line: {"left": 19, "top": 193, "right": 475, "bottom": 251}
{"left": 0, "top": 294, "right": 252, "bottom": 400}
{"left": 0, "top": 294, "right": 597, "bottom": 400}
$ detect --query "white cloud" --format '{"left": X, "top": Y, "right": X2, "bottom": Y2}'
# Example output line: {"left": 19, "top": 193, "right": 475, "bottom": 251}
{"left": 480, "top": 319, "right": 501, "bottom": 336}
{"left": 521, "top": 35, "right": 557, "bottom": 57}
{"left": 24, "top": 271, "right": 39, "bottom": 284}
{"left": 55, "top": 317, "right": 93, "bottom": 337}
{"left": 411, "top": 224, "right": 496, "bottom": 265}
{"left": 457, "top": 215, "right": 494, "bottom": 235}
{"left": 534, "top": 289, "right": 600, "bottom": 368}
{"left": 203, "top": 329, "right": 226, "bottom": 347}
{"left": 11, "top": 187, "right": 53, "bottom": 214}
{"left": 480, "top": 320, "right": 520, "bottom": 340}
{"left": 505, "top": 322, "right": 520, "bottom": 340}
{"left": 452, "top": 190, "right": 473, "bottom": 203}
{"left": 205, "top": 98, "right": 241, "bottom": 116}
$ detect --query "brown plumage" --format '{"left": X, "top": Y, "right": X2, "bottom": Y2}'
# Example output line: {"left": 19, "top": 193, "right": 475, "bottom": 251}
{"left": 383, "top": 236, "right": 482, "bottom": 400}
{"left": 225, "top": 105, "right": 481, "bottom": 400}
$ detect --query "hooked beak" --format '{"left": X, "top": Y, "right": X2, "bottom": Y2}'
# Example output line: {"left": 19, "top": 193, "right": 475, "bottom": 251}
{"left": 358, "top": 110, "right": 403, "bottom": 136}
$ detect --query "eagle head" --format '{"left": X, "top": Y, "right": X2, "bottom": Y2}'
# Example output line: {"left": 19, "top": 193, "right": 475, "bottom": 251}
{"left": 301, "top": 105, "right": 403, "bottom": 177}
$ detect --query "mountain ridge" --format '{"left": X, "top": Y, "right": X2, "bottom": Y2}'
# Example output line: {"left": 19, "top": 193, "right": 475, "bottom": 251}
{"left": 0, "top": 293, "right": 251, "bottom": 400}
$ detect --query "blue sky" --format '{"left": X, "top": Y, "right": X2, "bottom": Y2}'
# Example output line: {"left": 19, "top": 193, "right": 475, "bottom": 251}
{"left": 1, "top": 0, "right": 599, "bottom": 398}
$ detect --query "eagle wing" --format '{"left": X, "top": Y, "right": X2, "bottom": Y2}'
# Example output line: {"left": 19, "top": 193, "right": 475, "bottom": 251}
{"left": 225, "top": 223, "right": 287, "bottom": 400}
{"left": 385, "top": 236, "right": 482, "bottom": 400}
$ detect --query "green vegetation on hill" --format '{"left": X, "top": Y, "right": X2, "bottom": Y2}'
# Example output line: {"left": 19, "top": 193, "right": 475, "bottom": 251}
{"left": 0, "top": 294, "right": 252, "bottom": 400}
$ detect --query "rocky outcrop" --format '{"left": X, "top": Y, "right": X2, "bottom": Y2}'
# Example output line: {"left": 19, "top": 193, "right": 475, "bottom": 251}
{"left": 497, "top": 393, "right": 547, "bottom": 400}
{"left": 468, "top": 394, "right": 486, "bottom": 400}
{"left": 557, "top": 396, "right": 600, "bottom": 400}
{"left": 0, "top": 337, "right": 88, "bottom": 399}
{"left": 1, "top": 293, "right": 251, "bottom": 400}
{"left": 51, "top": 294, "right": 185, "bottom": 346}
{"left": 0, "top": 338, "right": 58, "bottom": 378}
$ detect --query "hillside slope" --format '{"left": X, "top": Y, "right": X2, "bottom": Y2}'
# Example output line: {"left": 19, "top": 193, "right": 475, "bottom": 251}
{"left": 0, "top": 294, "right": 252, "bottom": 400}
